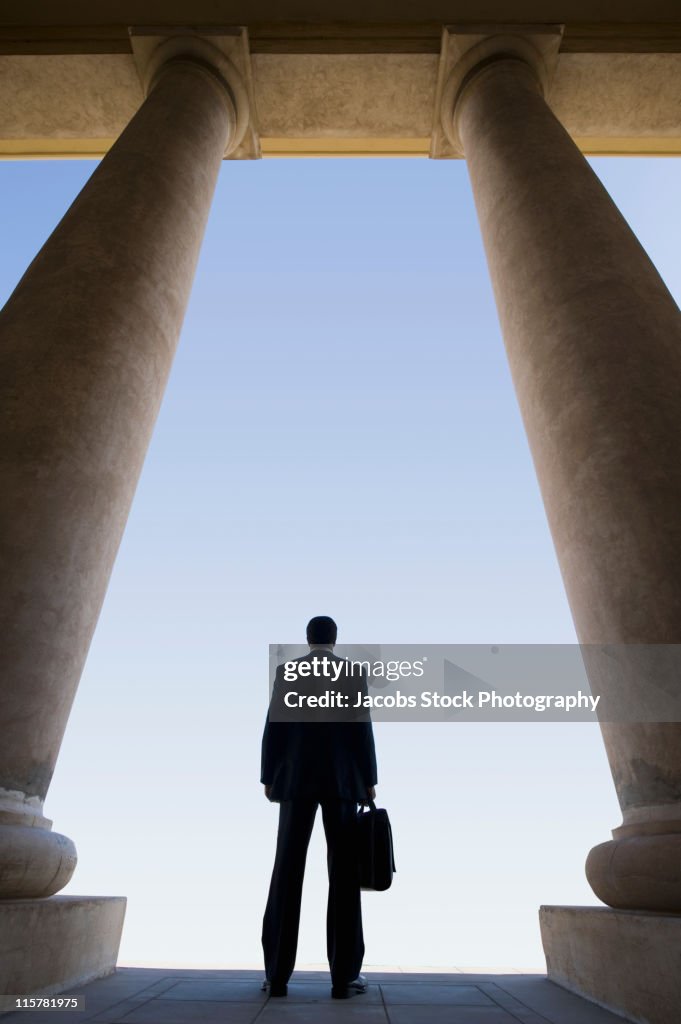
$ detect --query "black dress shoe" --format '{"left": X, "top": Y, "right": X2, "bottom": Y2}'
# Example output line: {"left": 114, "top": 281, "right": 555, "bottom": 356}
{"left": 331, "top": 975, "right": 368, "bottom": 999}
{"left": 261, "top": 979, "right": 287, "bottom": 997}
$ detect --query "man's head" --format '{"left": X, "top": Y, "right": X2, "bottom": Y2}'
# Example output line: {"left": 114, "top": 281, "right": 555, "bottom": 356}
{"left": 306, "top": 615, "right": 338, "bottom": 647}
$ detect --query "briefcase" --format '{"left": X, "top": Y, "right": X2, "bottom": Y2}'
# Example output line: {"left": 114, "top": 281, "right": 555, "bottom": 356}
{"left": 356, "top": 799, "right": 396, "bottom": 891}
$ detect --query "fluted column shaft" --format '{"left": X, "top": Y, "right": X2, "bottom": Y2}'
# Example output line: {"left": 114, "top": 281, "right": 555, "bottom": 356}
{"left": 452, "top": 54, "right": 681, "bottom": 910}
{"left": 0, "top": 47, "right": 236, "bottom": 896}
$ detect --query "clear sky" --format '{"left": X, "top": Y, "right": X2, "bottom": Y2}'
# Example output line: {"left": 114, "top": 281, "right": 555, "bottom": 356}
{"left": 1, "top": 151, "right": 679, "bottom": 969}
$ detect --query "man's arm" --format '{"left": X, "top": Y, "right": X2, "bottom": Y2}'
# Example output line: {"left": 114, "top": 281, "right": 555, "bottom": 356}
{"left": 261, "top": 664, "right": 287, "bottom": 799}
{"left": 260, "top": 667, "right": 277, "bottom": 794}
{"left": 261, "top": 715, "right": 287, "bottom": 794}
{"left": 260, "top": 710, "right": 277, "bottom": 797}
{"left": 356, "top": 667, "right": 378, "bottom": 799}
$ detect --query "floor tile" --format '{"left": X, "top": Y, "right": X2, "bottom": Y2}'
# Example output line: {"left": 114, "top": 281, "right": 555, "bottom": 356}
{"left": 381, "top": 972, "right": 466, "bottom": 982}
{"left": 386, "top": 1008, "right": 518, "bottom": 1024}
{"left": 494, "top": 977, "right": 628, "bottom": 1023}
{"left": 112, "top": 999, "right": 260, "bottom": 1023}
{"left": 380, "top": 983, "right": 494, "bottom": 1006}
{"left": 477, "top": 982, "right": 556, "bottom": 1023}
{"left": 158, "top": 980, "right": 266, "bottom": 1002}
{"left": 259, "top": 1002, "right": 387, "bottom": 1022}
{"left": 88, "top": 977, "right": 187, "bottom": 1022}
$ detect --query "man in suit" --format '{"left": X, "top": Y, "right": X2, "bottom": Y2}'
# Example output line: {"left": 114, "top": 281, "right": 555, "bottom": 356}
{"left": 261, "top": 615, "right": 377, "bottom": 999}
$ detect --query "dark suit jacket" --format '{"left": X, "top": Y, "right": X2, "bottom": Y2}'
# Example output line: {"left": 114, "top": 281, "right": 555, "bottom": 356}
{"left": 261, "top": 649, "right": 378, "bottom": 802}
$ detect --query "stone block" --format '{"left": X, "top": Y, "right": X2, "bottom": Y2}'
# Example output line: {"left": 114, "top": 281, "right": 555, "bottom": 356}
{"left": 0, "top": 895, "right": 126, "bottom": 999}
{"left": 540, "top": 904, "right": 681, "bottom": 1024}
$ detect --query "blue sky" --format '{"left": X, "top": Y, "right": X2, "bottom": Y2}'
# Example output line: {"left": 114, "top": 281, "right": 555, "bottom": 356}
{"left": 1, "top": 152, "right": 679, "bottom": 967}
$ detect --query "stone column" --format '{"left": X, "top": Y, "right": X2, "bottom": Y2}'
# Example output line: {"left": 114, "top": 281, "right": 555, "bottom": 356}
{"left": 442, "top": 38, "right": 681, "bottom": 910}
{"left": 0, "top": 37, "right": 247, "bottom": 897}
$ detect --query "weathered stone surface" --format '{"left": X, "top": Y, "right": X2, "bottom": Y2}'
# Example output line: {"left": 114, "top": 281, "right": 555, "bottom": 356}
{"left": 541, "top": 905, "right": 681, "bottom": 1024}
{"left": 451, "top": 48, "right": 681, "bottom": 912}
{"left": 0, "top": 896, "right": 126, "bottom": 996}
{"left": 587, "top": 833, "right": 681, "bottom": 912}
{"left": 0, "top": 36, "right": 680, "bottom": 157}
{"left": 0, "top": 824, "right": 76, "bottom": 898}
{"left": 0, "top": 39, "right": 238, "bottom": 897}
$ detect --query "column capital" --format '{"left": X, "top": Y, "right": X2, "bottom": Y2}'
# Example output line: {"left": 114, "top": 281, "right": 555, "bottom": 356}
{"left": 431, "top": 25, "right": 563, "bottom": 158}
{"left": 129, "top": 28, "right": 260, "bottom": 160}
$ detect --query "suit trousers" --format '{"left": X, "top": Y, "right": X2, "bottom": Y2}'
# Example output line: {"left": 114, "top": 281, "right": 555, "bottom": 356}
{"left": 262, "top": 798, "right": 364, "bottom": 987}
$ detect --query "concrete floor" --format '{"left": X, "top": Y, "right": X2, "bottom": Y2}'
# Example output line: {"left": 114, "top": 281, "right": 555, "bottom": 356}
{"left": 3, "top": 967, "right": 627, "bottom": 1023}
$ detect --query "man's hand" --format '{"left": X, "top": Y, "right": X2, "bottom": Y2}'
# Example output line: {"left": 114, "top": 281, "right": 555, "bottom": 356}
{"left": 363, "top": 786, "right": 376, "bottom": 803}
{"left": 264, "top": 785, "right": 273, "bottom": 800}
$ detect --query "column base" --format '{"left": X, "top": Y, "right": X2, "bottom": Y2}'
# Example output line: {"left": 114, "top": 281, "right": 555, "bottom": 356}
{"left": 0, "top": 896, "right": 126, "bottom": 996}
{"left": 586, "top": 834, "right": 681, "bottom": 911}
{"left": 0, "top": 823, "right": 77, "bottom": 897}
{"left": 540, "top": 904, "right": 681, "bottom": 1024}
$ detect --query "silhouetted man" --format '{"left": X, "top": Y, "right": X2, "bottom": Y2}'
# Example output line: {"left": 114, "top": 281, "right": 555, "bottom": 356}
{"left": 261, "top": 615, "right": 377, "bottom": 999}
